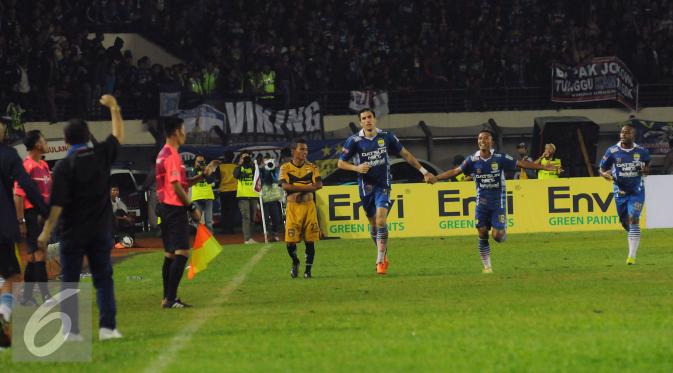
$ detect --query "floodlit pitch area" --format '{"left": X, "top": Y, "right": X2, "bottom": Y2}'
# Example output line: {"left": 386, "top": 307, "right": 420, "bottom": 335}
{"left": 2, "top": 229, "right": 673, "bottom": 372}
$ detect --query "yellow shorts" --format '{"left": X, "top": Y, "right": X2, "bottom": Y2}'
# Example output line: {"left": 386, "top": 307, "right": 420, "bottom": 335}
{"left": 285, "top": 200, "right": 320, "bottom": 243}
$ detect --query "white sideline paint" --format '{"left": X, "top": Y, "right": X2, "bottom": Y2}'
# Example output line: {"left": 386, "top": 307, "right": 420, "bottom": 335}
{"left": 144, "top": 245, "right": 271, "bottom": 373}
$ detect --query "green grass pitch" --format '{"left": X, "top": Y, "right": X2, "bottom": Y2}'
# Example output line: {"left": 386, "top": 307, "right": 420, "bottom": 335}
{"left": 2, "top": 229, "right": 673, "bottom": 372}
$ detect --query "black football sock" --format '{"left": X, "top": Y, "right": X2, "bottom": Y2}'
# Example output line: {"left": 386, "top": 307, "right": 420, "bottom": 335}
{"left": 287, "top": 244, "right": 299, "bottom": 264}
{"left": 304, "top": 242, "right": 315, "bottom": 272}
{"left": 162, "top": 257, "right": 174, "bottom": 300}
{"left": 23, "top": 262, "right": 35, "bottom": 301}
{"left": 34, "top": 261, "right": 51, "bottom": 299}
{"left": 166, "top": 255, "right": 188, "bottom": 303}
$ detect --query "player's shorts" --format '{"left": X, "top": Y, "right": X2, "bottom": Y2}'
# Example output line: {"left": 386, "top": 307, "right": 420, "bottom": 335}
{"left": 158, "top": 203, "right": 190, "bottom": 252}
{"left": 25, "top": 208, "right": 42, "bottom": 254}
{"left": 360, "top": 185, "right": 392, "bottom": 218}
{"left": 475, "top": 205, "right": 507, "bottom": 231}
{"left": 615, "top": 189, "right": 645, "bottom": 225}
{"left": 0, "top": 238, "right": 21, "bottom": 278}
{"left": 285, "top": 200, "right": 320, "bottom": 243}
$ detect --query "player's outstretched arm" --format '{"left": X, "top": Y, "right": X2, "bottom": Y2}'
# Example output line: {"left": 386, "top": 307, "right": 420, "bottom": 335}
{"left": 399, "top": 148, "right": 437, "bottom": 183}
{"left": 99, "top": 94, "right": 124, "bottom": 144}
{"left": 337, "top": 159, "right": 370, "bottom": 174}
{"left": 436, "top": 167, "right": 463, "bottom": 181}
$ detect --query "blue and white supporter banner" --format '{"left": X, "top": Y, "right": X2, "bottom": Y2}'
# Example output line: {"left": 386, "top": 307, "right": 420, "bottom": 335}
{"left": 176, "top": 101, "right": 322, "bottom": 144}
{"left": 551, "top": 57, "right": 638, "bottom": 110}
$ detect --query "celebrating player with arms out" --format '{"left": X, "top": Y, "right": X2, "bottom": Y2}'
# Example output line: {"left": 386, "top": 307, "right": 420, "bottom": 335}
{"left": 338, "top": 108, "right": 437, "bottom": 275}
{"left": 279, "top": 139, "right": 322, "bottom": 278}
{"left": 599, "top": 124, "right": 651, "bottom": 265}
{"left": 436, "top": 130, "right": 558, "bottom": 273}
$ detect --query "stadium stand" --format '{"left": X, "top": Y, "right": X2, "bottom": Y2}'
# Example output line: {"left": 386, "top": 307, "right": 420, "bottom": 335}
{"left": 2, "top": 0, "right": 673, "bottom": 120}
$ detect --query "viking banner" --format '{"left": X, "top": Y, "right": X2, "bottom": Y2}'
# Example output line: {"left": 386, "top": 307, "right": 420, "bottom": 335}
{"left": 551, "top": 57, "right": 638, "bottom": 111}
{"left": 176, "top": 101, "right": 323, "bottom": 144}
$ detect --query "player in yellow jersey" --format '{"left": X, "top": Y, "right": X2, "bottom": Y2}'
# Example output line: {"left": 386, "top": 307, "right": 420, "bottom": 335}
{"left": 279, "top": 138, "right": 322, "bottom": 278}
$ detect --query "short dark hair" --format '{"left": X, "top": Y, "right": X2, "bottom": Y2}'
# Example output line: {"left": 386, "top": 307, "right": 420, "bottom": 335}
{"left": 358, "top": 108, "right": 375, "bottom": 120}
{"left": 292, "top": 138, "right": 307, "bottom": 149}
{"left": 163, "top": 116, "right": 184, "bottom": 137}
{"left": 478, "top": 129, "right": 495, "bottom": 139}
{"left": 64, "top": 118, "right": 91, "bottom": 144}
{"left": 24, "top": 130, "right": 43, "bottom": 150}
{"left": 223, "top": 150, "right": 235, "bottom": 162}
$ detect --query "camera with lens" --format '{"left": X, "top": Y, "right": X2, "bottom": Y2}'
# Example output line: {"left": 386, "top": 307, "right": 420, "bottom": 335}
{"left": 264, "top": 158, "right": 276, "bottom": 171}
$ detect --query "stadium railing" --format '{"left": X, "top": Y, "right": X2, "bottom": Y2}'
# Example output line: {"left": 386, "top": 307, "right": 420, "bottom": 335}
{"left": 15, "top": 84, "right": 673, "bottom": 123}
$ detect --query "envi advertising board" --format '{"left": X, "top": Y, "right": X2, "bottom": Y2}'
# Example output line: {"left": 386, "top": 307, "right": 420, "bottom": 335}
{"left": 315, "top": 177, "right": 668, "bottom": 239}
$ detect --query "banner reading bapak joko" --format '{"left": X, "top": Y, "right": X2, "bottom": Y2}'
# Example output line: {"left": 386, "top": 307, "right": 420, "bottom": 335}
{"left": 551, "top": 57, "right": 638, "bottom": 111}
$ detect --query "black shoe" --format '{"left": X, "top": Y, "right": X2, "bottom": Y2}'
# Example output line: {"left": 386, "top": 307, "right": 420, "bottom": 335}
{"left": 291, "top": 262, "right": 299, "bottom": 278}
{"left": 0, "top": 315, "right": 10, "bottom": 348}
{"left": 303, "top": 271, "right": 312, "bottom": 279}
{"left": 162, "top": 299, "right": 193, "bottom": 309}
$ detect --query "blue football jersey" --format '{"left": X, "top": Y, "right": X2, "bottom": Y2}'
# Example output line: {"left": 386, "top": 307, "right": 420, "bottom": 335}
{"left": 599, "top": 143, "right": 651, "bottom": 194}
{"left": 339, "top": 129, "right": 404, "bottom": 189}
{"left": 460, "top": 151, "right": 518, "bottom": 208}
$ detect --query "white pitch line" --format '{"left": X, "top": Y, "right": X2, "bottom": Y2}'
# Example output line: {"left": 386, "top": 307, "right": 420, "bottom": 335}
{"left": 144, "top": 245, "right": 271, "bottom": 373}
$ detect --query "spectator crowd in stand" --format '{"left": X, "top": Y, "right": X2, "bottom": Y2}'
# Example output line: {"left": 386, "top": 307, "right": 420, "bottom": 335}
{"left": 2, "top": 0, "right": 673, "bottom": 121}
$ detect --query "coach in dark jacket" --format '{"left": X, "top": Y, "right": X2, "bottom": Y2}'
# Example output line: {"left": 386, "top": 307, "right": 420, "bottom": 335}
{"left": 38, "top": 95, "right": 125, "bottom": 341}
{"left": 0, "top": 117, "right": 49, "bottom": 348}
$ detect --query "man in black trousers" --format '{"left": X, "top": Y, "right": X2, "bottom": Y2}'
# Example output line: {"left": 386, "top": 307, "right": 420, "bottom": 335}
{"left": 38, "top": 95, "right": 125, "bottom": 341}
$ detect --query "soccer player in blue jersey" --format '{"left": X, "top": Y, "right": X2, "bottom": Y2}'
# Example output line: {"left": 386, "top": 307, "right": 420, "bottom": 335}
{"left": 338, "top": 108, "right": 437, "bottom": 275}
{"left": 436, "top": 130, "right": 557, "bottom": 273}
{"left": 599, "top": 124, "right": 651, "bottom": 265}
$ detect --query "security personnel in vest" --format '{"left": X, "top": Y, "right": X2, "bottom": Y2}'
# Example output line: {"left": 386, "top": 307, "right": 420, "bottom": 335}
{"left": 260, "top": 64, "right": 276, "bottom": 100}
{"left": 189, "top": 70, "right": 204, "bottom": 96}
{"left": 202, "top": 62, "right": 218, "bottom": 96}
{"left": 233, "top": 151, "right": 259, "bottom": 244}
{"left": 535, "top": 143, "right": 564, "bottom": 179}
{"left": 191, "top": 154, "right": 217, "bottom": 232}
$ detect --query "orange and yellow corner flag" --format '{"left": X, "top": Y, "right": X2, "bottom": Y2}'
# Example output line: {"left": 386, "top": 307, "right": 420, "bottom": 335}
{"left": 188, "top": 224, "right": 223, "bottom": 280}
